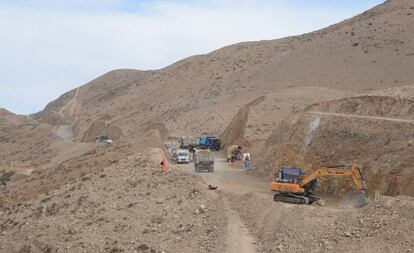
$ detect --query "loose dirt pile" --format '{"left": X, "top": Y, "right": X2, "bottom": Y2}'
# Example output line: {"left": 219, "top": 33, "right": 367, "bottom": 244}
{"left": 232, "top": 193, "right": 414, "bottom": 253}
{"left": 0, "top": 154, "right": 227, "bottom": 253}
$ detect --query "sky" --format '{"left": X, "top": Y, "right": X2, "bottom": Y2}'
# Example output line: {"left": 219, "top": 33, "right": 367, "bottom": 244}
{"left": 0, "top": 0, "right": 384, "bottom": 115}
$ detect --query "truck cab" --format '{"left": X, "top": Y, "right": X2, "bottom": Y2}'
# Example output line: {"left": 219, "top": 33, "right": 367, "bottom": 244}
{"left": 176, "top": 149, "right": 190, "bottom": 164}
{"left": 199, "top": 136, "right": 221, "bottom": 151}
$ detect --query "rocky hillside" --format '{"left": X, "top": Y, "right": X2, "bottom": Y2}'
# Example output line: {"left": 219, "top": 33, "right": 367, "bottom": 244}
{"left": 232, "top": 193, "right": 414, "bottom": 253}
{"left": 33, "top": 0, "right": 414, "bottom": 144}
{"left": 0, "top": 109, "right": 60, "bottom": 166}
{"left": 0, "top": 154, "right": 227, "bottom": 253}
{"left": 1, "top": 0, "right": 413, "bottom": 200}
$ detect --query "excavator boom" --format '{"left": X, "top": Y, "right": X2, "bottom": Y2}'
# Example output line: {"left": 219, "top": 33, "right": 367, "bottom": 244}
{"left": 299, "top": 164, "right": 367, "bottom": 193}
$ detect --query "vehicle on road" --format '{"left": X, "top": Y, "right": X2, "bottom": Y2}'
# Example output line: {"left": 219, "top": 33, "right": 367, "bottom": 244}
{"left": 180, "top": 137, "right": 200, "bottom": 152}
{"left": 271, "top": 164, "right": 369, "bottom": 206}
{"left": 176, "top": 149, "right": 190, "bottom": 164}
{"left": 194, "top": 149, "right": 214, "bottom": 172}
{"left": 226, "top": 144, "right": 242, "bottom": 162}
{"left": 199, "top": 136, "right": 221, "bottom": 151}
{"left": 95, "top": 135, "right": 113, "bottom": 144}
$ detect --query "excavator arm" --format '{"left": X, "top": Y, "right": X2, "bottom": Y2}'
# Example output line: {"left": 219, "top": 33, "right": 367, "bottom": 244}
{"left": 299, "top": 164, "right": 368, "bottom": 195}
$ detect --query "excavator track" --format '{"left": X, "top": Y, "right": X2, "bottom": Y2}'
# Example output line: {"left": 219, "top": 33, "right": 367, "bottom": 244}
{"left": 274, "top": 193, "right": 320, "bottom": 205}
{"left": 273, "top": 193, "right": 309, "bottom": 204}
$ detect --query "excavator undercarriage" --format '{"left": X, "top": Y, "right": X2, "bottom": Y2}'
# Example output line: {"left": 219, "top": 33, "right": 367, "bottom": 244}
{"left": 273, "top": 192, "right": 320, "bottom": 204}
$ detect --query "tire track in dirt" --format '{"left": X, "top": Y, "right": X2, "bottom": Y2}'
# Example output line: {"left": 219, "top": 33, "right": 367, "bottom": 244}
{"left": 58, "top": 87, "right": 80, "bottom": 119}
{"left": 178, "top": 154, "right": 263, "bottom": 253}
{"left": 56, "top": 87, "right": 80, "bottom": 142}
{"left": 224, "top": 198, "right": 257, "bottom": 253}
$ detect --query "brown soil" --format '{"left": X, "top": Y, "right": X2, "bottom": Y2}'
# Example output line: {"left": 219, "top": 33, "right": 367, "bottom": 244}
{"left": 0, "top": 154, "right": 227, "bottom": 253}
{"left": 232, "top": 193, "right": 414, "bottom": 253}
{"left": 1, "top": 0, "right": 414, "bottom": 252}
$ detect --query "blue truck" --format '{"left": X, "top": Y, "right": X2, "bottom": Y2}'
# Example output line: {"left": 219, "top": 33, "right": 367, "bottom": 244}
{"left": 199, "top": 136, "right": 221, "bottom": 151}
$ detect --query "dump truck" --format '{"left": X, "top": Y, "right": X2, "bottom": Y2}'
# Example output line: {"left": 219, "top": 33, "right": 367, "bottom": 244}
{"left": 226, "top": 144, "right": 242, "bottom": 162}
{"left": 194, "top": 149, "right": 214, "bottom": 172}
{"left": 180, "top": 137, "right": 200, "bottom": 152}
{"left": 199, "top": 136, "right": 221, "bottom": 151}
{"left": 271, "top": 164, "right": 369, "bottom": 206}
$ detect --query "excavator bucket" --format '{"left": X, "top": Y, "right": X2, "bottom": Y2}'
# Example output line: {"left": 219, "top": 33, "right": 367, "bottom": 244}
{"left": 355, "top": 190, "right": 370, "bottom": 207}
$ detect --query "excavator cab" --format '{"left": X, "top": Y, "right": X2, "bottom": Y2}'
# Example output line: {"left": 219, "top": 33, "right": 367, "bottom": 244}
{"left": 276, "top": 168, "right": 303, "bottom": 183}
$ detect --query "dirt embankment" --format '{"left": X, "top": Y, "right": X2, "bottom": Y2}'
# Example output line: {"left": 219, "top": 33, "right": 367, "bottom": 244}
{"left": 0, "top": 154, "right": 227, "bottom": 253}
{"left": 220, "top": 96, "right": 265, "bottom": 149}
{"left": 231, "top": 193, "right": 414, "bottom": 253}
{"left": 256, "top": 95, "right": 414, "bottom": 196}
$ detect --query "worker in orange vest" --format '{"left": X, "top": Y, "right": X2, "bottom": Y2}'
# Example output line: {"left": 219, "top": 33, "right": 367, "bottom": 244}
{"left": 160, "top": 158, "right": 167, "bottom": 175}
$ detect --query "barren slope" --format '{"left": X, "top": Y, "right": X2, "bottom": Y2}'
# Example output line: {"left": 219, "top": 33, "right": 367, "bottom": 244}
{"left": 33, "top": 0, "right": 414, "bottom": 145}
{"left": 0, "top": 109, "right": 60, "bottom": 167}
{"left": 0, "top": 154, "right": 227, "bottom": 253}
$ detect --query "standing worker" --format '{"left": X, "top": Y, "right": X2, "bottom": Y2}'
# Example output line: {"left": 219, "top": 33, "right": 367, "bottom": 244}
{"left": 243, "top": 152, "right": 252, "bottom": 169}
{"left": 161, "top": 158, "right": 167, "bottom": 175}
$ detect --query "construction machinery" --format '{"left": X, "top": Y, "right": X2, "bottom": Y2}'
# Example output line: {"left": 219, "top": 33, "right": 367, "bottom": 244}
{"left": 179, "top": 137, "right": 200, "bottom": 152}
{"left": 271, "top": 164, "right": 368, "bottom": 206}
{"left": 194, "top": 149, "right": 214, "bottom": 172}
{"left": 175, "top": 148, "right": 190, "bottom": 164}
{"left": 226, "top": 144, "right": 242, "bottom": 162}
{"left": 199, "top": 136, "right": 221, "bottom": 151}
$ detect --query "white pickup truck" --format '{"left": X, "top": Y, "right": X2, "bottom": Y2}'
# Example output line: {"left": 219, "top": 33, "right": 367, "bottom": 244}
{"left": 175, "top": 149, "right": 190, "bottom": 164}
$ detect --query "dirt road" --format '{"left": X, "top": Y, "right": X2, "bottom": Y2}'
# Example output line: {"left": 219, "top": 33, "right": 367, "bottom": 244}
{"left": 308, "top": 111, "right": 414, "bottom": 124}
{"left": 58, "top": 87, "right": 80, "bottom": 119}
{"left": 55, "top": 87, "right": 81, "bottom": 142}
{"left": 179, "top": 154, "right": 269, "bottom": 253}
{"left": 180, "top": 156, "right": 268, "bottom": 195}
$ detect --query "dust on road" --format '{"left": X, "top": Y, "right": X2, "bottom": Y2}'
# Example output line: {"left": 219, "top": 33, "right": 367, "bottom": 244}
{"left": 179, "top": 155, "right": 268, "bottom": 195}
{"left": 56, "top": 125, "right": 73, "bottom": 143}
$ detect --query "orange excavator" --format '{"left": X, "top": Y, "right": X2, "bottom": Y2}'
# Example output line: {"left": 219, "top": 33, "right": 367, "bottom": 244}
{"left": 271, "top": 164, "right": 368, "bottom": 206}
